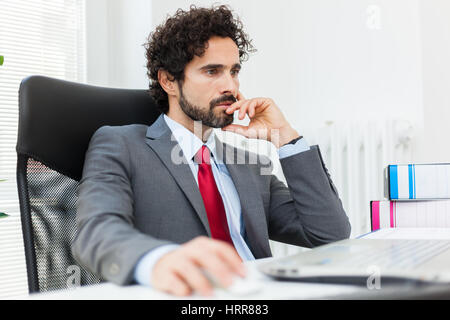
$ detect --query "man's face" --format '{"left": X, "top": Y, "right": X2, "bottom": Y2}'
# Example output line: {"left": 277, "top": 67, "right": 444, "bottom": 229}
{"left": 177, "top": 36, "right": 241, "bottom": 128}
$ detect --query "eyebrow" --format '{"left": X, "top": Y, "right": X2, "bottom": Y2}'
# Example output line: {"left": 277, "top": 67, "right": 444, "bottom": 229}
{"left": 199, "top": 63, "right": 242, "bottom": 71}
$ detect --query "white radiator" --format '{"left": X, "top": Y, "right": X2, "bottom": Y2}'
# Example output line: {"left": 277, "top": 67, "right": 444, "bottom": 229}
{"left": 310, "top": 119, "right": 415, "bottom": 238}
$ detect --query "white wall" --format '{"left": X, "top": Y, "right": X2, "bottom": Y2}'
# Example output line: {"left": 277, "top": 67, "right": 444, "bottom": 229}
{"left": 151, "top": 0, "right": 424, "bottom": 134}
{"left": 85, "top": 0, "right": 450, "bottom": 163}
{"left": 416, "top": 0, "right": 450, "bottom": 163}
{"left": 85, "top": 0, "right": 152, "bottom": 89}
{"left": 85, "top": 0, "right": 108, "bottom": 86}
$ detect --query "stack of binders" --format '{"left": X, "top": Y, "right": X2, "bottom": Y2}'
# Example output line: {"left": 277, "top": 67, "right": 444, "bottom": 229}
{"left": 371, "top": 163, "right": 450, "bottom": 231}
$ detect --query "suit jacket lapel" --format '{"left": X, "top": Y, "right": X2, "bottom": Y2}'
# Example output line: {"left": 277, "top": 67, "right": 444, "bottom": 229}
{"left": 145, "top": 115, "right": 211, "bottom": 237}
{"left": 216, "top": 138, "right": 272, "bottom": 258}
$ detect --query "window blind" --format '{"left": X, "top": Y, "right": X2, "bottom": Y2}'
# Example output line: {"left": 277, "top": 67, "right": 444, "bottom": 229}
{"left": 0, "top": 0, "right": 86, "bottom": 299}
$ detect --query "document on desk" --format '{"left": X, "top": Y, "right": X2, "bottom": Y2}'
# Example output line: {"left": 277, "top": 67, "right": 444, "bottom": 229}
{"left": 385, "top": 163, "right": 450, "bottom": 200}
{"left": 371, "top": 200, "right": 450, "bottom": 231}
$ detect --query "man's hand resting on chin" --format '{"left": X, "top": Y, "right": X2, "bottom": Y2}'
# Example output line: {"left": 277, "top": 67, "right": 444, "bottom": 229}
{"left": 222, "top": 92, "right": 300, "bottom": 148}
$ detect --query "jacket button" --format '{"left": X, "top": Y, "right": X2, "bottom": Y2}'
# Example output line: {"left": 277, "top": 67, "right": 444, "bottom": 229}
{"left": 109, "top": 263, "right": 120, "bottom": 275}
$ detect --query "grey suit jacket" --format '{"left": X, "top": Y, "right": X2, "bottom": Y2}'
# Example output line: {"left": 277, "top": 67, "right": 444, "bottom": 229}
{"left": 72, "top": 114, "right": 351, "bottom": 285}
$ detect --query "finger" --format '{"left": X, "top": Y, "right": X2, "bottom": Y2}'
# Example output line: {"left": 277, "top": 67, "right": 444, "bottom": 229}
{"left": 211, "top": 242, "right": 247, "bottom": 278}
{"left": 238, "top": 100, "right": 251, "bottom": 120}
{"left": 248, "top": 100, "right": 259, "bottom": 118}
{"left": 239, "top": 99, "right": 260, "bottom": 120}
{"left": 226, "top": 99, "right": 246, "bottom": 114}
{"left": 227, "top": 95, "right": 254, "bottom": 113}
{"left": 228, "top": 98, "right": 264, "bottom": 117}
{"left": 173, "top": 261, "right": 214, "bottom": 296}
{"left": 221, "top": 124, "right": 250, "bottom": 137}
{"left": 194, "top": 237, "right": 244, "bottom": 270}
{"left": 190, "top": 251, "right": 235, "bottom": 288}
{"left": 155, "top": 272, "right": 192, "bottom": 297}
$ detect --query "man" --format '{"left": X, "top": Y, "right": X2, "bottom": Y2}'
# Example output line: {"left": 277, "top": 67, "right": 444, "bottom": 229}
{"left": 72, "top": 5, "right": 351, "bottom": 297}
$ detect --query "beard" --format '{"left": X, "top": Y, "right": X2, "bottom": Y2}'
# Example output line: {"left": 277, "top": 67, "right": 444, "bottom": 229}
{"left": 178, "top": 86, "right": 235, "bottom": 129}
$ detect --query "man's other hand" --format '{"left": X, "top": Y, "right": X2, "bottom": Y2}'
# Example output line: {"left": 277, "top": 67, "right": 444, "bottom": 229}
{"left": 151, "top": 236, "right": 246, "bottom": 296}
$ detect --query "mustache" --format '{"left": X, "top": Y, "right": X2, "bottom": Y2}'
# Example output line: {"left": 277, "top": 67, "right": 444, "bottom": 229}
{"left": 210, "top": 95, "right": 237, "bottom": 108}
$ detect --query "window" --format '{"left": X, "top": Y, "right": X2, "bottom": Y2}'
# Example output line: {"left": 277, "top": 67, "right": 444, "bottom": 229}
{"left": 0, "top": 0, "right": 86, "bottom": 298}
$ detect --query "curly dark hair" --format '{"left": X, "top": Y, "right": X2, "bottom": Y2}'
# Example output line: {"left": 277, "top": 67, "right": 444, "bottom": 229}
{"left": 144, "top": 5, "right": 256, "bottom": 114}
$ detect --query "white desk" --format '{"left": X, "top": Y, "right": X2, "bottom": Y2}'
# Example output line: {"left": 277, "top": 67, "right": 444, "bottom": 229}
{"left": 27, "top": 258, "right": 362, "bottom": 300}
{"left": 26, "top": 228, "right": 450, "bottom": 300}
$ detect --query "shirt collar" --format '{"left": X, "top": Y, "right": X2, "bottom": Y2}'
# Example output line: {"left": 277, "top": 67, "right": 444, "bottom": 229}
{"left": 163, "top": 114, "right": 221, "bottom": 163}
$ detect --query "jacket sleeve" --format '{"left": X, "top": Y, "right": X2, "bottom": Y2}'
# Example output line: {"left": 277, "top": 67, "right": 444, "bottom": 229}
{"left": 71, "top": 126, "right": 173, "bottom": 285}
{"left": 267, "top": 145, "right": 351, "bottom": 248}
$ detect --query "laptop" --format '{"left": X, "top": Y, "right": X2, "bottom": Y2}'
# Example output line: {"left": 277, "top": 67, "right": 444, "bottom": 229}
{"left": 258, "top": 238, "right": 450, "bottom": 285}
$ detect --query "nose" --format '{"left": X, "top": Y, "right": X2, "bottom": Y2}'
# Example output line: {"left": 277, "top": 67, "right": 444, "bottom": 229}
{"left": 219, "top": 72, "right": 238, "bottom": 97}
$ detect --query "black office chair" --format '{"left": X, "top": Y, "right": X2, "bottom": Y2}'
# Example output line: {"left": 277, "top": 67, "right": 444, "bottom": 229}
{"left": 16, "top": 75, "right": 160, "bottom": 293}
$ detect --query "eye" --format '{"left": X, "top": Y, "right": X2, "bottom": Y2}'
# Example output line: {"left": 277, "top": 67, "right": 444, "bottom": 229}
{"left": 206, "top": 69, "right": 218, "bottom": 75}
{"left": 231, "top": 69, "right": 240, "bottom": 76}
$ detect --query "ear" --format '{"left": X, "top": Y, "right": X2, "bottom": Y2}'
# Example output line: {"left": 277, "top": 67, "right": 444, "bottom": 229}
{"left": 158, "top": 69, "right": 178, "bottom": 96}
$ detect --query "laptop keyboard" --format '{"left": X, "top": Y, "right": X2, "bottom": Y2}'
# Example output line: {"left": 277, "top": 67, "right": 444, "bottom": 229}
{"left": 337, "top": 240, "right": 450, "bottom": 270}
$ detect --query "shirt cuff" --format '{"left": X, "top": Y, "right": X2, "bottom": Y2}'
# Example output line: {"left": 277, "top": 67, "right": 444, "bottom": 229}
{"left": 134, "top": 244, "right": 180, "bottom": 287}
{"left": 277, "top": 137, "right": 311, "bottom": 159}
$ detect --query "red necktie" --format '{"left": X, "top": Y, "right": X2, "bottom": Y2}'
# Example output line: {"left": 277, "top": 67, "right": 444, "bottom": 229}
{"left": 195, "top": 145, "right": 235, "bottom": 247}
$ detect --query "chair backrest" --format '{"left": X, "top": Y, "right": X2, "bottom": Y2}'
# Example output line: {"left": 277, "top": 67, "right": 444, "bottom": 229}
{"left": 16, "top": 75, "right": 160, "bottom": 293}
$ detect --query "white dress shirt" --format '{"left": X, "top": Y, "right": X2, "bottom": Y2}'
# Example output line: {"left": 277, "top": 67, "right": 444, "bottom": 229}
{"left": 134, "top": 115, "right": 310, "bottom": 286}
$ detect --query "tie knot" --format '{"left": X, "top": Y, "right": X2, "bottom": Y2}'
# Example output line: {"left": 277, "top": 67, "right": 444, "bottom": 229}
{"left": 194, "top": 145, "right": 211, "bottom": 165}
